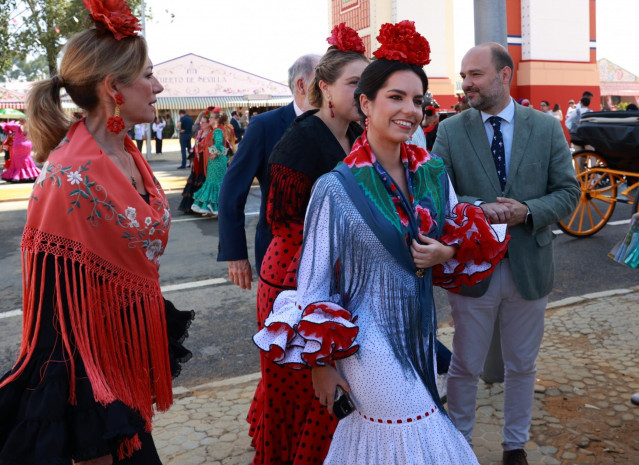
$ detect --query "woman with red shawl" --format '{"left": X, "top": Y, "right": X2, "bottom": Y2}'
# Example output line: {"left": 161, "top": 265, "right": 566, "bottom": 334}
{"left": 0, "top": 1, "right": 193, "bottom": 464}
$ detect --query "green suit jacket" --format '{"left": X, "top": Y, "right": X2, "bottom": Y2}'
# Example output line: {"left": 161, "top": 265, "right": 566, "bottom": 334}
{"left": 432, "top": 103, "right": 580, "bottom": 300}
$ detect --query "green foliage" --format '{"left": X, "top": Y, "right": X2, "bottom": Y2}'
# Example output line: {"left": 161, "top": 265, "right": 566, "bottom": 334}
{"left": 1, "top": 0, "right": 144, "bottom": 78}
{"left": 7, "top": 55, "right": 49, "bottom": 81}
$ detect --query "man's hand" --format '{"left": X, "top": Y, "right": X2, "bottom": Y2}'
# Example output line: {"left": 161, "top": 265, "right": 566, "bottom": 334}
{"left": 228, "top": 259, "right": 253, "bottom": 290}
{"left": 496, "top": 197, "right": 528, "bottom": 226}
{"left": 479, "top": 201, "right": 514, "bottom": 224}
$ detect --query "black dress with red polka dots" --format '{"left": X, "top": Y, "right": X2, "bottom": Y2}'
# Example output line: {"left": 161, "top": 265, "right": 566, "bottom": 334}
{"left": 247, "top": 112, "right": 362, "bottom": 465}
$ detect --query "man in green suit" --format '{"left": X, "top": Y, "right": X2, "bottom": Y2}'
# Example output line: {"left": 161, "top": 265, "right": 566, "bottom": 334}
{"left": 432, "top": 43, "right": 579, "bottom": 465}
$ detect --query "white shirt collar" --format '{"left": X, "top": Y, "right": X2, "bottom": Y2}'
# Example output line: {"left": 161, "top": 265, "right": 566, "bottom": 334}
{"left": 480, "top": 98, "right": 516, "bottom": 124}
{"left": 293, "top": 100, "right": 304, "bottom": 117}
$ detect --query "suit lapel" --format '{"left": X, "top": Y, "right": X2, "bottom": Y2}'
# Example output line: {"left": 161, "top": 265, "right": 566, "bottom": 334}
{"left": 464, "top": 110, "right": 502, "bottom": 194}
{"left": 505, "top": 104, "right": 532, "bottom": 195}
{"left": 280, "top": 102, "right": 296, "bottom": 131}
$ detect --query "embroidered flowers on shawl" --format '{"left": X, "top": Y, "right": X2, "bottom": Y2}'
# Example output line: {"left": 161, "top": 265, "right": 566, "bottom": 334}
{"left": 66, "top": 170, "right": 82, "bottom": 185}
{"left": 34, "top": 159, "right": 170, "bottom": 264}
{"left": 145, "top": 239, "right": 164, "bottom": 263}
{"left": 343, "top": 136, "right": 375, "bottom": 168}
{"left": 125, "top": 207, "right": 139, "bottom": 227}
{"left": 346, "top": 130, "right": 444, "bottom": 239}
{"left": 416, "top": 204, "right": 436, "bottom": 235}
{"left": 406, "top": 143, "right": 432, "bottom": 173}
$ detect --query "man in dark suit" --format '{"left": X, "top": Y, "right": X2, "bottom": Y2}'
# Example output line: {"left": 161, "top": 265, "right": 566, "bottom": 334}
{"left": 217, "top": 54, "right": 320, "bottom": 289}
{"left": 229, "top": 110, "right": 245, "bottom": 143}
{"left": 432, "top": 43, "right": 579, "bottom": 465}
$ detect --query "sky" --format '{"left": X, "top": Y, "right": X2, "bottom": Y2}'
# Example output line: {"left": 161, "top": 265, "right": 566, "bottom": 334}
{"left": 140, "top": 0, "right": 637, "bottom": 84}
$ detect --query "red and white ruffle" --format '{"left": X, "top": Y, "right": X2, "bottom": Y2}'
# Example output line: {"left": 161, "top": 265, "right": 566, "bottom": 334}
{"left": 253, "top": 291, "right": 359, "bottom": 368}
{"left": 433, "top": 203, "right": 509, "bottom": 292}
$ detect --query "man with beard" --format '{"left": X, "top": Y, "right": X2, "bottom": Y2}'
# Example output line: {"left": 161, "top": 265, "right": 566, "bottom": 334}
{"left": 432, "top": 43, "right": 579, "bottom": 465}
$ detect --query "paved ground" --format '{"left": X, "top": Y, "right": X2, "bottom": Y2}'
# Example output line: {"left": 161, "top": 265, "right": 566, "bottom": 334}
{"left": 4, "top": 143, "right": 639, "bottom": 463}
{"left": 152, "top": 287, "right": 639, "bottom": 465}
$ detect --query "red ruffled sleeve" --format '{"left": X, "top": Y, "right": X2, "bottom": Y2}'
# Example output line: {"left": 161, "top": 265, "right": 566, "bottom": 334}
{"left": 253, "top": 292, "right": 359, "bottom": 369}
{"left": 432, "top": 203, "right": 509, "bottom": 292}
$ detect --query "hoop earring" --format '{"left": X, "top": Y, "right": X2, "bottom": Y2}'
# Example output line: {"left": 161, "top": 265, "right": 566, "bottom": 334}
{"left": 328, "top": 100, "right": 335, "bottom": 118}
{"left": 107, "top": 93, "right": 125, "bottom": 134}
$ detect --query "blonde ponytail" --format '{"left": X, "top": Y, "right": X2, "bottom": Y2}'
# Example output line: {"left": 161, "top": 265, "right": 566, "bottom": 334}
{"left": 27, "top": 78, "right": 71, "bottom": 163}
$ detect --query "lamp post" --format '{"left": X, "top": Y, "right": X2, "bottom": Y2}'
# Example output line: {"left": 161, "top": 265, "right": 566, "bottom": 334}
{"left": 474, "top": 0, "right": 507, "bottom": 384}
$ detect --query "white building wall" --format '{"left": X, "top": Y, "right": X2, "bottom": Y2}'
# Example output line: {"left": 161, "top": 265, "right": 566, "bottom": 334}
{"left": 395, "top": 0, "right": 453, "bottom": 78}
{"left": 521, "top": 0, "right": 590, "bottom": 62}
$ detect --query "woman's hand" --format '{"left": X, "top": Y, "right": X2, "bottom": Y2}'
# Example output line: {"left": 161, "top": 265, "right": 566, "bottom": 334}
{"left": 411, "top": 233, "right": 456, "bottom": 269}
{"left": 311, "top": 365, "right": 351, "bottom": 415}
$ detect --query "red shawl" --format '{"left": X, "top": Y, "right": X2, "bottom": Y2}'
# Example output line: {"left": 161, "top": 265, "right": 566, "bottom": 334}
{"left": 2, "top": 120, "right": 173, "bottom": 455}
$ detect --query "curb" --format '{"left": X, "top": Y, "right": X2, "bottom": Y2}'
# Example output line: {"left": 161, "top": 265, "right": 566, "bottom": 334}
{"left": 174, "top": 286, "right": 639, "bottom": 395}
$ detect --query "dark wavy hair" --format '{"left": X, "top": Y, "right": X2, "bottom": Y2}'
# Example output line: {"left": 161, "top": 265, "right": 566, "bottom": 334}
{"left": 354, "top": 59, "right": 428, "bottom": 118}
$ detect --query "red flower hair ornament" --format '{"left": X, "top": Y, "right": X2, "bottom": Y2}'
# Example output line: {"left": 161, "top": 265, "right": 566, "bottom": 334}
{"left": 82, "top": 0, "right": 141, "bottom": 40}
{"left": 327, "top": 23, "right": 365, "bottom": 54}
{"left": 373, "top": 20, "right": 431, "bottom": 67}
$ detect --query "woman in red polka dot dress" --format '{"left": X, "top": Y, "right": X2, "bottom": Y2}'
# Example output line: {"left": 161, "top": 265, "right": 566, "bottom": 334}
{"left": 247, "top": 25, "right": 368, "bottom": 465}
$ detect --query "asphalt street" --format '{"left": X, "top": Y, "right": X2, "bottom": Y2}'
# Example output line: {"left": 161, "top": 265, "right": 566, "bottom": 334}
{"left": 1, "top": 158, "right": 639, "bottom": 389}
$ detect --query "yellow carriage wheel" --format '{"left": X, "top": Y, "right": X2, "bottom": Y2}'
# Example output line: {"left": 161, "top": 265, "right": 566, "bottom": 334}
{"left": 558, "top": 151, "right": 618, "bottom": 237}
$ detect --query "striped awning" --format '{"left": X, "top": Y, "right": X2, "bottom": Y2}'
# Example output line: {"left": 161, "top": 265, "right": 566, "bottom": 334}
{"left": 57, "top": 95, "right": 292, "bottom": 114}
{"left": 0, "top": 101, "right": 25, "bottom": 110}
{"left": 155, "top": 95, "right": 292, "bottom": 110}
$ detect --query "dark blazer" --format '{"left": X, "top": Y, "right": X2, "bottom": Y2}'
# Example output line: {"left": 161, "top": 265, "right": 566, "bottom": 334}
{"left": 217, "top": 102, "right": 296, "bottom": 270}
{"left": 432, "top": 103, "right": 580, "bottom": 300}
{"left": 230, "top": 117, "right": 245, "bottom": 141}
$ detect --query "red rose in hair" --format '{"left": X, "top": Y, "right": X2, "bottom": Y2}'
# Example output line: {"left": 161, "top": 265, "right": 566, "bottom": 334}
{"left": 373, "top": 20, "right": 431, "bottom": 67}
{"left": 327, "top": 23, "right": 365, "bottom": 54}
{"left": 83, "top": 0, "right": 141, "bottom": 40}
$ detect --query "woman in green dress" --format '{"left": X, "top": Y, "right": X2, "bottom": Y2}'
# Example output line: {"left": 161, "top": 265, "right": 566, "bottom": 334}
{"left": 191, "top": 110, "right": 229, "bottom": 217}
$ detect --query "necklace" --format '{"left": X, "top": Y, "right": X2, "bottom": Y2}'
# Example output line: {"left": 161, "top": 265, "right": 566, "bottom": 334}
{"left": 124, "top": 150, "right": 137, "bottom": 189}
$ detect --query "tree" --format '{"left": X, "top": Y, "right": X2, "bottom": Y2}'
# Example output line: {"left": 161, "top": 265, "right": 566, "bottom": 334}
{"left": 0, "top": 1, "right": 16, "bottom": 76}
{"left": 1, "top": 0, "right": 144, "bottom": 78}
{"left": 7, "top": 55, "right": 49, "bottom": 81}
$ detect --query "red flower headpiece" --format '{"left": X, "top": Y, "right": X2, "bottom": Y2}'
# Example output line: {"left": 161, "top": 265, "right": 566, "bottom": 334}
{"left": 82, "top": 0, "right": 141, "bottom": 40}
{"left": 373, "top": 20, "right": 431, "bottom": 67}
{"left": 327, "top": 23, "right": 365, "bottom": 54}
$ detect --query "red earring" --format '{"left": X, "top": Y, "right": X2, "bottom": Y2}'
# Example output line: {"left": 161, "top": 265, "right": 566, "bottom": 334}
{"left": 328, "top": 100, "right": 335, "bottom": 118}
{"left": 107, "top": 93, "right": 125, "bottom": 134}
{"left": 365, "top": 117, "right": 369, "bottom": 130}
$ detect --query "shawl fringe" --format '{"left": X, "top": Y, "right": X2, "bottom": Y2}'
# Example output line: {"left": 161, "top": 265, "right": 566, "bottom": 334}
{"left": 267, "top": 165, "right": 314, "bottom": 229}
{"left": 4, "top": 227, "right": 173, "bottom": 434}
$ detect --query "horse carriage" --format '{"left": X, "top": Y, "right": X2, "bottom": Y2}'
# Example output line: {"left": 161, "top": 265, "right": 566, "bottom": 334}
{"left": 558, "top": 110, "right": 639, "bottom": 236}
